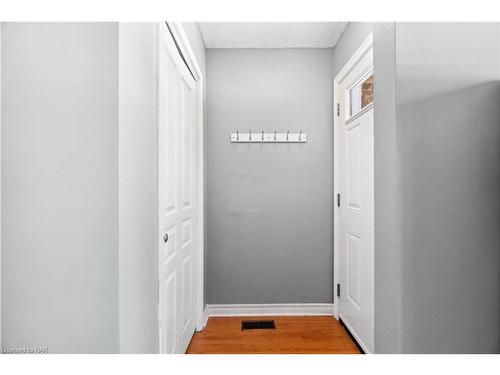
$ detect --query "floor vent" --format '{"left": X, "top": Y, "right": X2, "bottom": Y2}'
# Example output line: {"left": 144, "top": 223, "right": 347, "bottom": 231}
{"left": 241, "top": 320, "right": 276, "bottom": 330}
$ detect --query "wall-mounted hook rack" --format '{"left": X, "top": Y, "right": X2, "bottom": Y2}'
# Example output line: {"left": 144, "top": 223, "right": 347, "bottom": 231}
{"left": 230, "top": 131, "right": 307, "bottom": 143}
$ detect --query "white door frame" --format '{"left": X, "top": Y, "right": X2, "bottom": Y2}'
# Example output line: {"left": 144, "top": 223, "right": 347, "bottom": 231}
{"left": 333, "top": 32, "right": 373, "bottom": 320}
{"left": 162, "top": 22, "right": 205, "bottom": 332}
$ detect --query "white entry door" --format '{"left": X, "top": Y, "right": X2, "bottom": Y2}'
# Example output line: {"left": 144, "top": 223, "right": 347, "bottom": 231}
{"left": 158, "top": 24, "right": 197, "bottom": 354}
{"left": 336, "top": 35, "right": 374, "bottom": 353}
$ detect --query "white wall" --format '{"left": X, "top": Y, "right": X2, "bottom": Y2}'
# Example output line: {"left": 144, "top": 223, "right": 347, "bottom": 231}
{"left": 1, "top": 23, "right": 119, "bottom": 353}
{"left": 1, "top": 22, "right": 206, "bottom": 354}
{"left": 117, "top": 23, "right": 206, "bottom": 352}
{"left": 118, "top": 23, "right": 159, "bottom": 354}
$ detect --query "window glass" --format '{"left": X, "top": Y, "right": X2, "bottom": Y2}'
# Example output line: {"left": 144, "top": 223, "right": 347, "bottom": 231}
{"left": 349, "top": 74, "right": 373, "bottom": 117}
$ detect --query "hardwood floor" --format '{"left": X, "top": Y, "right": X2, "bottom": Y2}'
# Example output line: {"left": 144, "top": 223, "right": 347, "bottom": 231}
{"left": 186, "top": 316, "right": 360, "bottom": 354}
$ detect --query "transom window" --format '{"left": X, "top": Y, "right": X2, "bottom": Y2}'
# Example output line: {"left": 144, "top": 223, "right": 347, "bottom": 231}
{"left": 349, "top": 73, "right": 374, "bottom": 118}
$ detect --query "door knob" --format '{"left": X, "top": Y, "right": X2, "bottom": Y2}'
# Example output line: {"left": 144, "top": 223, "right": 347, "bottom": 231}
{"left": 163, "top": 233, "right": 169, "bottom": 243}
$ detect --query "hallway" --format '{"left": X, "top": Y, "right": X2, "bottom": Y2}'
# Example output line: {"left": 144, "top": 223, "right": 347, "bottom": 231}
{"left": 1, "top": 20, "right": 500, "bottom": 356}
{"left": 186, "top": 316, "right": 360, "bottom": 354}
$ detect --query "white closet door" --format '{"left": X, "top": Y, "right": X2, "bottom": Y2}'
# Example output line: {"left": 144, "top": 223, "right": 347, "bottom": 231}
{"left": 158, "top": 24, "right": 197, "bottom": 354}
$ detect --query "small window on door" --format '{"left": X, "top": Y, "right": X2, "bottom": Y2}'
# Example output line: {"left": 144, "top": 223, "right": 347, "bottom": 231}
{"left": 349, "top": 73, "right": 374, "bottom": 117}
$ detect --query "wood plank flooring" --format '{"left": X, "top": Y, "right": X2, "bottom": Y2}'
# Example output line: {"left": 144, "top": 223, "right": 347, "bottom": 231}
{"left": 186, "top": 316, "right": 360, "bottom": 354}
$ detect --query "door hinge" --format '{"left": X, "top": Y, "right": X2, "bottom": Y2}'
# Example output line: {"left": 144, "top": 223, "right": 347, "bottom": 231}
{"left": 337, "top": 283, "right": 341, "bottom": 298}
{"left": 337, "top": 103, "right": 340, "bottom": 117}
{"left": 337, "top": 193, "right": 340, "bottom": 207}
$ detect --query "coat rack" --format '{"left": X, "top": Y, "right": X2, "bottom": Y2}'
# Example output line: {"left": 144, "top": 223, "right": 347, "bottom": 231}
{"left": 230, "top": 130, "right": 307, "bottom": 143}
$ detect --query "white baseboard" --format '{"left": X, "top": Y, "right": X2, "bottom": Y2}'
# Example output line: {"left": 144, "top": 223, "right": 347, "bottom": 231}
{"left": 205, "top": 303, "right": 335, "bottom": 317}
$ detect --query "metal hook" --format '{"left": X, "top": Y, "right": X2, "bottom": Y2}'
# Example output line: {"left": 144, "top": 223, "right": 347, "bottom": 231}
{"left": 286, "top": 130, "right": 289, "bottom": 141}
{"left": 236, "top": 130, "right": 239, "bottom": 141}
{"left": 274, "top": 130, "right": 277, "bottom": 141}
{"left": 249, "top": 130, "right": 252, "bottom": 141}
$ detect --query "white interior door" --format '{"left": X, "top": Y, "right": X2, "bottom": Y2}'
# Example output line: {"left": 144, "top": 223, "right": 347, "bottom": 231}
{"left": 337, "top": 40, "right": 374, "bottom": 353}
{"left": 158, "top": 24, "right": 197, "bottom": 354}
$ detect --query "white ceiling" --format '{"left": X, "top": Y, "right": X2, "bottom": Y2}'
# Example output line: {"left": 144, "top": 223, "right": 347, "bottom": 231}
{"left": 198, "top": 22, "right": 348, "bottom": 49}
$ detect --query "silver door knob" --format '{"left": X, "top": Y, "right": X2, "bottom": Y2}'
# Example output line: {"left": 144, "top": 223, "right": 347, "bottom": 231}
{"left": 163, "top": 233, "right": 169, "bottom": 243}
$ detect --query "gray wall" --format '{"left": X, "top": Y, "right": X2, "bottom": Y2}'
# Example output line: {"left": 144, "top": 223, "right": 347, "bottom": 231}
{"left": 372, "top": 23, "right": 401, "bottom": 354}
{"left": 206, "top": 48, "right": 334, "bottom": 304}
{"left": 0, "top": 23, "right": 2, "bottom": 348}
{"left": 332, "top": 22, "right": 403, "bottom": 354}
{"left": 332, "top": 22, "right": 375, "bottom": 79}
{"left": 118, "top": 23, "right": 159, "bottom": 354}
{"left": 395, "top": 23, "right": 500, "bottom": 353}
{"left": 1, "top": 23, "right": 119, "bottom": 353}
{"left": 334, "top": 22, "right": 500, "bottom": 353}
